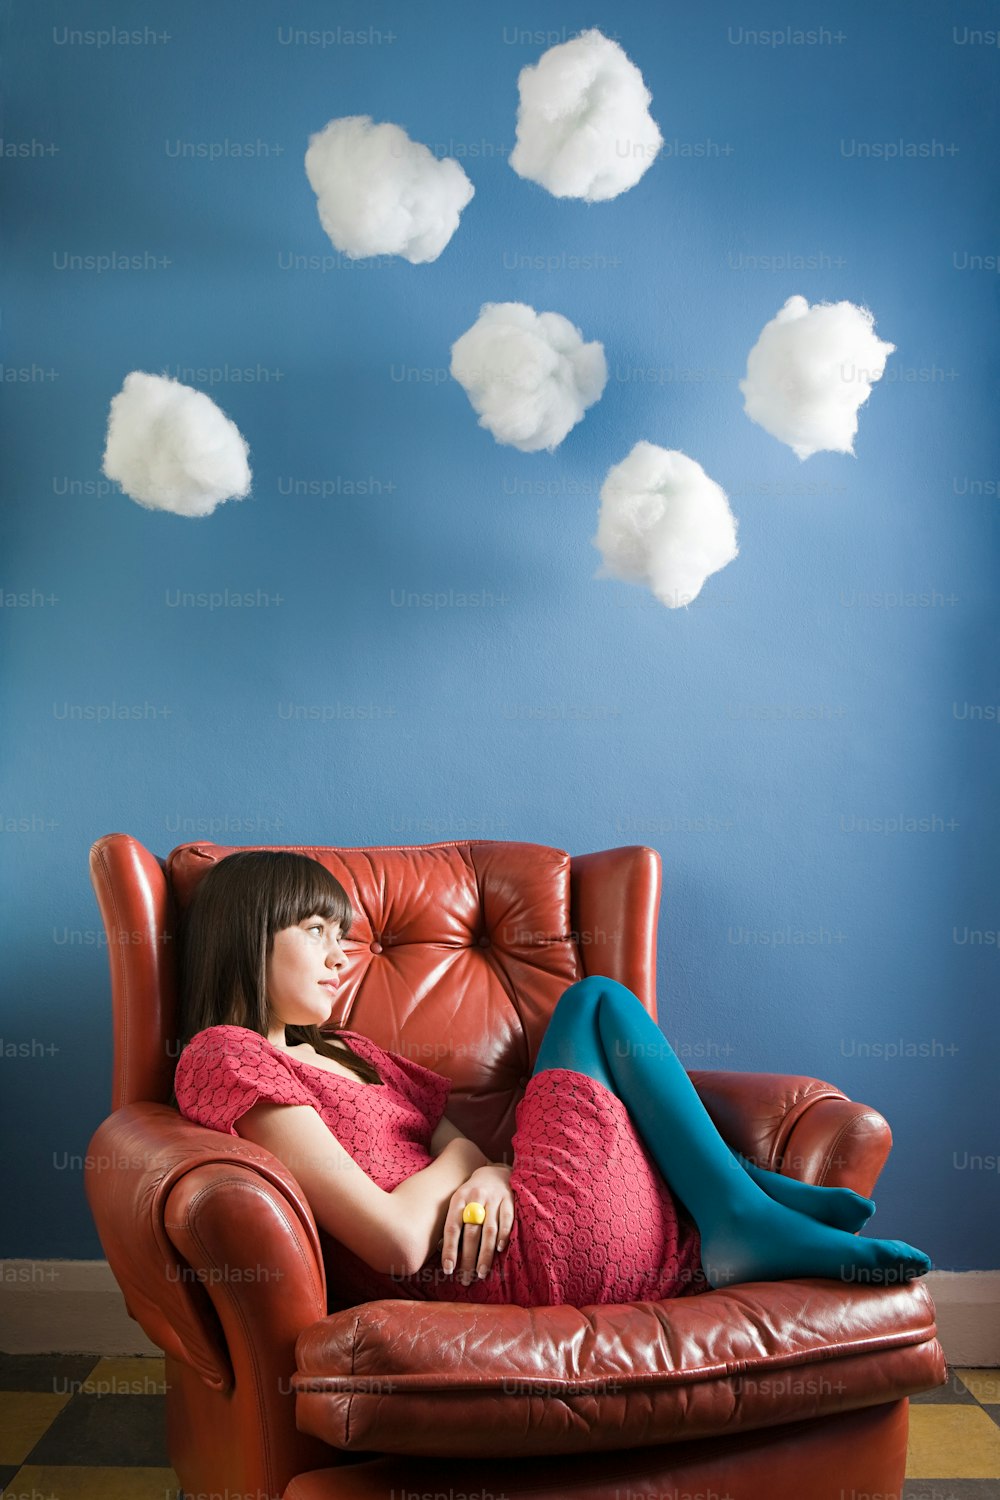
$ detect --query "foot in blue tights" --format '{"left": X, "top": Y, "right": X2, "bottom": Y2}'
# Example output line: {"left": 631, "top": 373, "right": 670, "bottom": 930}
{"left": 533, "top": 976, "right": 929, "bottom": 1290}
{"left": 732, "top": 1152, "right": 875, "bottom": 1233}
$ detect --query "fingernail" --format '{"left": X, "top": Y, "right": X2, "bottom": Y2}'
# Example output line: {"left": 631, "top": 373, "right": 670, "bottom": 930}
{"left": 478, "top": 1268, "right": 487, "bottom": 1278}
{"left": 442, "top": 1259, "right": 453, "bottom": 1273}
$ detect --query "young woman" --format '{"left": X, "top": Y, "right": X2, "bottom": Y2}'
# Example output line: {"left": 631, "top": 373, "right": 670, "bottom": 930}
{"left": 172, "top": 850, "right": 931, "bottom": 1307}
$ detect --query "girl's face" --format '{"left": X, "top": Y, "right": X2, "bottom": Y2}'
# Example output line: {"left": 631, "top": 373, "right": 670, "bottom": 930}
{"left": 265, "top": 914, "right": 348, "bottom": 1034}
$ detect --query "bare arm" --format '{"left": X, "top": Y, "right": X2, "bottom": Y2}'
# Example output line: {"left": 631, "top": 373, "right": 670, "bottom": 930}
{"left": 430, "top": 1113, "right": 511, "bottom": 1169}
{"left": 234, "top": 1099, "right": 411, "bottom": 1273}
{"left": 390, "top": 1136, "right": 492, "bottom": 1272}
{"left": 423, "top": 1115, "right": 515, "bottom": 1279}
{"left": 430, "top": 1112, "right": 487, "bottom": 1160}
{"left": 234, "top": 1098, "right": 496, "bottom": 1278}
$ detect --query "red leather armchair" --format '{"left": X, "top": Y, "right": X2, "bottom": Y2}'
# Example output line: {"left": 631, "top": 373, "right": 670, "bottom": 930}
{"left": 85, "top": 834, "right": 945, "bottom": 1500}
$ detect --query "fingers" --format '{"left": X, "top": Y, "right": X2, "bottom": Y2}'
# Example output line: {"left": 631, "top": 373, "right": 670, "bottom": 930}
{"left": 458, "top": 1219, "right": 485, "bottom": 1285}
{"left": 440, "top": 1199, "right": 464, "bottom": 1275}
{"left": 441, "top": 1203, "right": 488, "bottom": 1284}
{"left": 441, "top": 1194, "right": 515, "bottom": 1284}
{"left": 496, "top": 1195, "right": 515, "bottom": 1254}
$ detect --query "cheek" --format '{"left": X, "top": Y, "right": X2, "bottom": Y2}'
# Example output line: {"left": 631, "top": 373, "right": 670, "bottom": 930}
{"left": 283, "top": 942, "right": 313, "bottom": 987}
{"left": 266, "top": 942, "right": 300, "bottom": 998}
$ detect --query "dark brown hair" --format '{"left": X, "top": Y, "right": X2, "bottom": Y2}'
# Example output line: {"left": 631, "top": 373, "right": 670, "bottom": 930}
{"left": 169, "top": 850, "right": 383, "bottom": 1105}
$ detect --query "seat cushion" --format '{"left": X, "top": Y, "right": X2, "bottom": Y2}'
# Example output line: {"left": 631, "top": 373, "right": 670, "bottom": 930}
{"left": 292, "top": 1279, "right": 944, "bottom": 1458}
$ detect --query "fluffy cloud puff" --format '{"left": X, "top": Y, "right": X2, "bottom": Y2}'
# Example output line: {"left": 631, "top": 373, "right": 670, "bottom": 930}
{"left": 450, "top": 302, "right": 607, "bottom": 452}
{"left": 509, "top": 28, "right": 663, "bottom": 201}
{"left": 740, "top": 295, "right": 896, "bottom": 460}
{"left": 102, "top": 371, "right": 252, "bottom": 518}
{"left": 304, "top": 115, "right": 474, "bottom": 263}
{"left": 592, "top": 443, "right": 739, "bottom": 608}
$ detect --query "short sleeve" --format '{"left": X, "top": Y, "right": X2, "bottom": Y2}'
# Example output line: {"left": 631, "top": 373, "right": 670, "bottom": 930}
{"left": 173, "top": 1025, "right": 318, "bottom": 1137}
{"left": 340, "top": 1030, "right": 453, "bottom": 1133}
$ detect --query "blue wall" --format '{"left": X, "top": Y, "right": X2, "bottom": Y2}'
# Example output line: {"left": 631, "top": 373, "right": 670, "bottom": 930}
{"left": 2, "top": 0, "right": 997, "bottom": 1270}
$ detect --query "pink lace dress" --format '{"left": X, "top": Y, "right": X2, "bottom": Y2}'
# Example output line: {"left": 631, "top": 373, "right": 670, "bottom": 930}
{"left": 173, "top": 1024, "right": 706, "bottom": 1309}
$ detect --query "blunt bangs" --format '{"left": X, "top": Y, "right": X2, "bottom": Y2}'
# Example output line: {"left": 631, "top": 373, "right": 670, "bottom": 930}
{"left": 268, "top": 854, "right": 355, "bottom": 941}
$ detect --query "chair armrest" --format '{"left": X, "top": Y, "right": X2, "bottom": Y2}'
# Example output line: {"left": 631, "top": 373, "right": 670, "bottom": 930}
{"left": 85, "top": 1103, "right": 329, "bottom": 1390}
{"left": 687, "top": 1070, "right": 893, "bottom": 1198}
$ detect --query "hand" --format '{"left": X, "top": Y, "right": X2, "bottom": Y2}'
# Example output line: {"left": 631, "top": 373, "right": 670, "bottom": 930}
{"left": 439, "top": 1165, "right": 514, "bottom": 1285}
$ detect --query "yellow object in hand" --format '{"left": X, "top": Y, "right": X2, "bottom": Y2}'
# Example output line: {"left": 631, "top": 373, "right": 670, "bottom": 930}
{"left": 462, "top": 1201, "right": 487, "bottom": 1225}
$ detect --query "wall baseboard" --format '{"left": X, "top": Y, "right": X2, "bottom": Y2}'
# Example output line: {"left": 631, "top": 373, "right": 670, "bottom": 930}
{"left": 2, "top": 1261, "right": 998, "bottom": 1365}
{"left": 0, "top": 1260, "right": 161, "bottom": 1356}
{"left": 923, "top": 1270, "right": 1000, "bottom": 1366}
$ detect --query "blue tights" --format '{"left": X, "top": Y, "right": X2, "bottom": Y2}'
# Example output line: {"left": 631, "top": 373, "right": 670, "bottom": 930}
{"left": 531, "top": 975, "right": 932, "bottom": 1289}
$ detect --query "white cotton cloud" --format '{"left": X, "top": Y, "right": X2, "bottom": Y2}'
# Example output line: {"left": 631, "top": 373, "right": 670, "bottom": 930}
{"left": 592, "top": 443, "right": 739, "bottom": 608}
{"left": 304, "top": 115, "right": 474, "bottom": 263}
{"left": 740, "top": 295, "right": 896, "bottom": 460}
{"left": 101, "top": 371, "right": 252, "bottom": 518}
{"left": 450, "top": 301, "right": 607, "bottom": 452}
{"left": 509, "top": 28, "right": 663, "bottom": 201}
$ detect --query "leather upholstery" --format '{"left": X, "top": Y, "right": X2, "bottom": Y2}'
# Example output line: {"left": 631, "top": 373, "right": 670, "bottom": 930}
{"left": 294, "top": 1279, "right": 940, "bottom": 1457}
{"left": 84, "top": 833, "right": 946, "bottom": 1500}
{"left": 284, "top": 1400, "right": 911, "bottom": 1500}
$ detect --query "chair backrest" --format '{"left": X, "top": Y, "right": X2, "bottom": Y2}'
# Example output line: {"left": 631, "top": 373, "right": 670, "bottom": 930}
{"left": 89, "top": 834, "right": 661, "bottom": 1161}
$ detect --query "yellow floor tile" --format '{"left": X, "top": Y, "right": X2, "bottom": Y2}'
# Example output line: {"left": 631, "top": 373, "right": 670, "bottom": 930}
{"left": 0, "top": 1391, "right": 72, "bottom": 1465}
{"left": 955, "top": 1366, "right": 1000, "bottom": 1405}
{"left": 80, "top": 1357, "right": 167, "bottom": 1396}
{"left": 2, "top": 1467, "right": 180, "bottom": 1499}
{"left": 906, "top": 1403, "right": 1000, "bottom": 1478}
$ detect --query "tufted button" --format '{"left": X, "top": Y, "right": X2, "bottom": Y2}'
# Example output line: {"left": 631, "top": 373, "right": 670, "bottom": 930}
{"left": 478, "top": 934, "right": 490, "bottom": 947}
{"left": 369, "top": 941, "right": 383, "bottom": 955}
{"left": 518, "top": 1075, "right": 528, "bottom": 1088}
